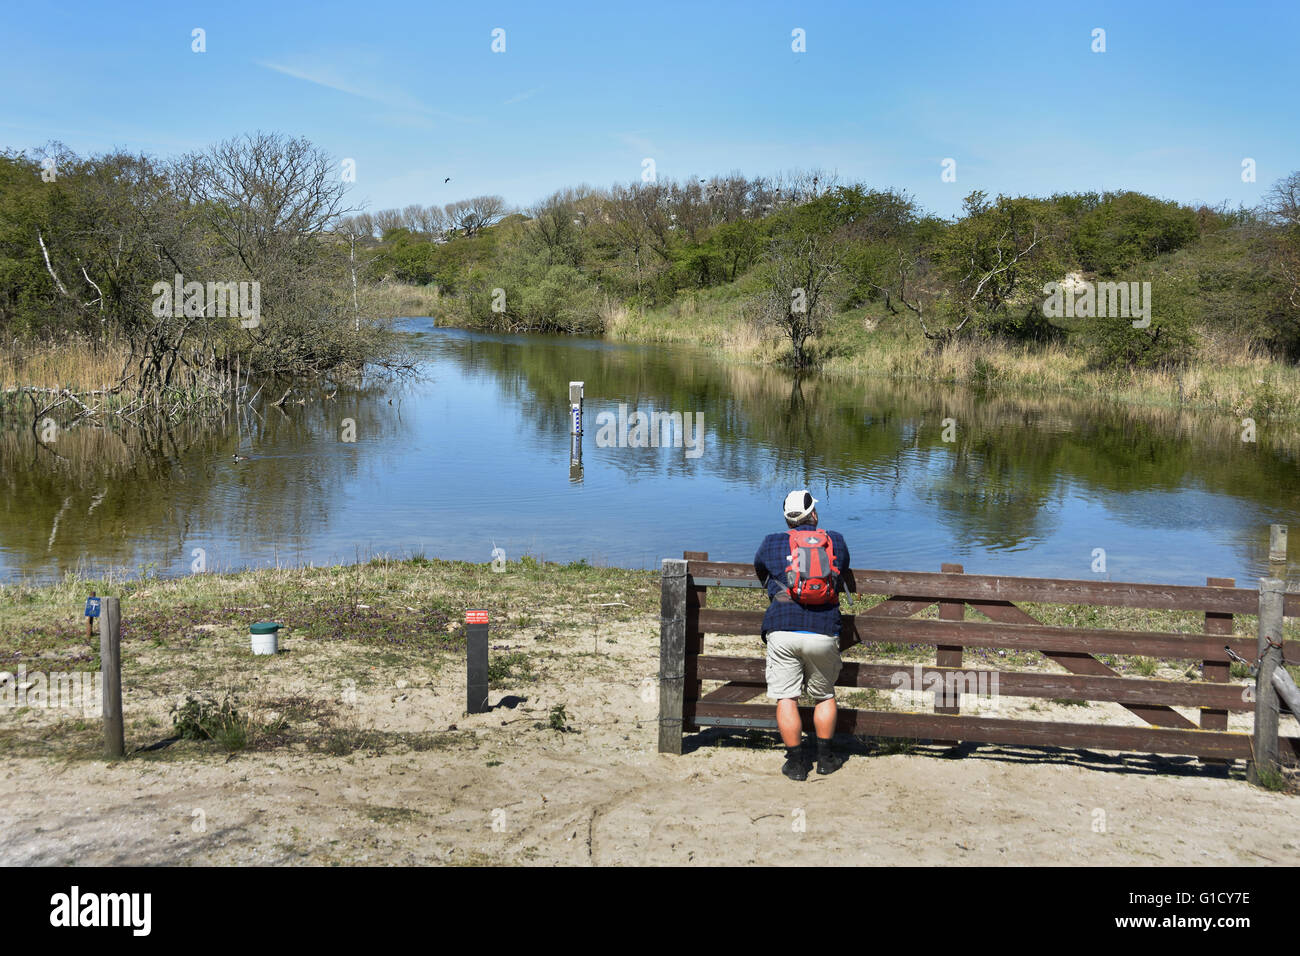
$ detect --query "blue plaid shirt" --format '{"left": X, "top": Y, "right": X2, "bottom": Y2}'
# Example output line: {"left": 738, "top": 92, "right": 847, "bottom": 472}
{"left": 754, "top": 524, "right": 851, "bottom": 638}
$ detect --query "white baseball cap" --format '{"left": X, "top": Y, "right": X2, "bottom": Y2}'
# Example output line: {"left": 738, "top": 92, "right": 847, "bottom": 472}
{"left": 783, "top": 489, "right": 817, "bottom": 523}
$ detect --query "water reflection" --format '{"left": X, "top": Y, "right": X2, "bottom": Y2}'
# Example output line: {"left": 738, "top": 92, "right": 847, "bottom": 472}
{"left": 2, "top": 322, "right": 1298, "bottom": 584}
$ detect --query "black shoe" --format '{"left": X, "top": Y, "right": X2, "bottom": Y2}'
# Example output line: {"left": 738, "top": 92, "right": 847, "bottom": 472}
{"left": 816, "top": 751, "right": 844, "bottom": 775}
{"left": 781, "top": 752, "right": 811, "bottom": 781}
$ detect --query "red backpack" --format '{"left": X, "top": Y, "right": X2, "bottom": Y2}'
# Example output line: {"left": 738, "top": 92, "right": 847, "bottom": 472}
{"left": 783, "top": 529, "right": 841, "bottom": 605}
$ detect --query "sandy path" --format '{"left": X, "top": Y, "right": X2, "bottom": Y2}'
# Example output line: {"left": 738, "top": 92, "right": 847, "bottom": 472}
{"left": 1, "top": 608, "right": 1296, "bottom": 866}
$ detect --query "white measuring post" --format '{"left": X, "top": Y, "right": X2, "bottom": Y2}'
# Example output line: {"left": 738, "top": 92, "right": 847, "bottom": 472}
{"left": 569, "top": 381, "right": 584, "bottom": 483}
{"left": 569, "top": 381, "right": 584, "bottom": 437}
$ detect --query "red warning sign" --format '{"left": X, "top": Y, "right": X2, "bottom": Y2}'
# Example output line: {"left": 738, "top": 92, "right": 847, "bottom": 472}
{"left": 465, "top": 610, "right": 489, "bottom": 625}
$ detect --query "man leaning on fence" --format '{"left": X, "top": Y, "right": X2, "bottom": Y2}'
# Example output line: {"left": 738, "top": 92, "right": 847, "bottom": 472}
{"left": 754, "top": 490, "right": 851, "bottom": 780}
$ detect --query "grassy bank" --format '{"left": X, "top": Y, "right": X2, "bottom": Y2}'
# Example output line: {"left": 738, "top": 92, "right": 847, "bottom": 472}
{"left": 2, "top": 556, "right": 655, "bottom": 652}
{"left": 606, "top": 291, "right": 1300, "bottom": 422}
{"left": 6, "top": 555, "right": 1297, "bottom": 690}
{"left": 1, "top": 556, "right": 659, "bottom": 765}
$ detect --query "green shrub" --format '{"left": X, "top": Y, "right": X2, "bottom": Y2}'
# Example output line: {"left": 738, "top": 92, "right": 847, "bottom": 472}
{"left": 170, "top": 693, "right": 250, "bottom": 751}
{"left": 487, "top": 652, "right": 534, "bottom": 683}
{"left": 1086, "top": 293, "right": 1197, "bottom": 369}
{"left": 1073, "top": 192, "right": 1200, "bottom": 276}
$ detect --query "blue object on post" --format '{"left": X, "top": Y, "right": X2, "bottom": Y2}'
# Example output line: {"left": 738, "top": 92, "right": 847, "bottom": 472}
{"left": 85, "top": 597, "right": 101, "bottom": 619}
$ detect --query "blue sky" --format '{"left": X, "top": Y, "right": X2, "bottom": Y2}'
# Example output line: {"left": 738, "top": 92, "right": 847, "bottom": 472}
{"left": 2, "top": 0, "right": 1296, "bottom": 219}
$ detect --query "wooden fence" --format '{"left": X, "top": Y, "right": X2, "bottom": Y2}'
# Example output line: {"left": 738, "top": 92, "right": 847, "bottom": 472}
{"left": 658, "top": 552, "right": 1300, "bottom": 768}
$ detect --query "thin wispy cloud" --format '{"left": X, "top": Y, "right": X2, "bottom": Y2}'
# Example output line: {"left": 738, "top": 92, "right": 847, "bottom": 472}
{"left": 257, "top": 59, "right": 482, "bottom": 126}
{"left": 504, "top": 89, "right": 540, "bottom": 105}
{"left": 258, "top": 61, "right": 373, "bottom": 101}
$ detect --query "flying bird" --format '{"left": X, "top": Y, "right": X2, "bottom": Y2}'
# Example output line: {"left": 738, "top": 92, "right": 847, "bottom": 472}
{"left": 444, "top": 177, "right": 451, "bottom": 183}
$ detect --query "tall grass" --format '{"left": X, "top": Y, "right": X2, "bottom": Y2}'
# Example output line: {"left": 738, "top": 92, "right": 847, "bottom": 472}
{"left": 0, "top": 336, "right": 130, "bottom": 393}
{"left": 606, "top": 297, "right": 1300, "bottom": 421}
{"left": 826, "top": 324, "right": 1300, "bottom": 420}
{"left": 359, "top": 280, "right": 443, "bottom": 320}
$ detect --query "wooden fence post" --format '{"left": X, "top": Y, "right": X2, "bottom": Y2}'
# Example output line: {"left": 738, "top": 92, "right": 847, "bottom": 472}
{"left": 1201, "top": 577, "right": 1234, "bottom": 765}
{"left": 99, "top": 597, "right": 124, "bottom": 758}
{"left": 1249, "top": 578, "right": 1285, "bottom": 784}
{"left": 658, "top": 559, "right": 688, "bottom": 755}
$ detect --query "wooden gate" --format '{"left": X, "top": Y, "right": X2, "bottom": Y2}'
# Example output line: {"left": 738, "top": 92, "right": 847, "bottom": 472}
{"left": 657, "top": 553, "right": 1300, "bottom": 766}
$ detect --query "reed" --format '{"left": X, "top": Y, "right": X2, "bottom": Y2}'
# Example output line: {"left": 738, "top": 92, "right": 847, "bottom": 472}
{"left": 609, "top": 298, "right": 1300, "bottom": 421}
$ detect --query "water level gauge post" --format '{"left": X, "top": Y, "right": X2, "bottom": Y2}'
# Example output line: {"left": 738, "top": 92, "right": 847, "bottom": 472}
{"left": 569, "top": 381, "right": 584, "bottom": 483}
{"left": 569, "top": 381, "right": 584, "bottom": 437}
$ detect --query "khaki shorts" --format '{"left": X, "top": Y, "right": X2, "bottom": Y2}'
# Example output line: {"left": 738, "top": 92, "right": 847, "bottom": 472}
{"left": 765, "top": 630, "right": 841, "bottom": 701}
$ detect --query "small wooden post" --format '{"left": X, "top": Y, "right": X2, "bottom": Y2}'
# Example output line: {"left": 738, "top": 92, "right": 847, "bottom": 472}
{"left": 465, "top": 610, "right": 489, "bottom": 714}
{"left": 1269, "top": 524, "right": 1288, "bottom": 564}
{"left": 99, "top": 597, "right": 124, "bottom": 758}
{"left": 1248, "top": 578, "right": 1285, "bottom": 784}
{"left": 658, "top": 559, "right": 688, "bottom": 755}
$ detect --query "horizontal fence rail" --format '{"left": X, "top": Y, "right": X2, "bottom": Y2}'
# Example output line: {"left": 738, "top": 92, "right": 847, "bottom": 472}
{"left": 658, "top": 553, "right": 1300, "bottom": 768}
{"left": 694, "top": 610, "right": 1288, "bottom": 663}
{"left": 686, "top": 560, "right": 1300, "bottom": 616}
{"left": 693, "top": 657, "right": 1258, "bottom": 712}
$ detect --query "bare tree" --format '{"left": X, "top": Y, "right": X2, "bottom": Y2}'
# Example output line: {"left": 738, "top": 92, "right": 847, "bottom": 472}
{"left": 1263, "top": 172, "right": 1300, "bottom": 228}
{"left": 874, "top": 226, "right": 1042, "bottom": 346}
{"left": 608, "top": 183, "right": 653, "bottom": 298}
{"left": 411, "top": 204, "right": 447, "bottom": 237}
{"left": 345, "top": 211, "right": 376, "bottom": 239}
{"left": 174, "top": 132, "right": 376, "bottom": 377}
{"left": 402, "top": 204, "right": 427, "bottom": 233}
{"left": 175, "top": 132, "right": 348, "bottom": 270}
{"left": 334, "top": 214, "right": 383, "bottom": 329}
{"left": 373, "top": 208, "right": 405, "bottom": 237}
{"left": 699, "top": 173, "right": 753, "bottom": 224}
{"left": 750, "top": 232, "right": 844, "bottom": 368}
{"left": 529, "top": 189, "right": 585, "bottom": 266}
{"left": 445, "top": 195, "right": 508, "bottom": 237}
{"left": 1262, "top": 172, "right": 1300, "bottom": 312}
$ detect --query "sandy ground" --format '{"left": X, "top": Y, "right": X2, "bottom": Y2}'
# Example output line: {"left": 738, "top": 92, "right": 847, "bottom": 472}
{"left": 2, "top": 607, "right": 1297, "bottom": 866}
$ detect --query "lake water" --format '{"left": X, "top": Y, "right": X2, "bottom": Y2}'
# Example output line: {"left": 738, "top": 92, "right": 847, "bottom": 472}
{"left": 2, "top": 319, "right": 1298, "bottom": 587}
